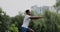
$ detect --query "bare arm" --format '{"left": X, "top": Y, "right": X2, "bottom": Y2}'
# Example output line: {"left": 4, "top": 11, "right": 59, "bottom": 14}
{"left": 30, "top": 16, "right": 44, "bottom": 19}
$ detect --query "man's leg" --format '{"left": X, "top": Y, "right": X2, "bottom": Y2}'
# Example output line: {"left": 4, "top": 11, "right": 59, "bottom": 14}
{"left": 21, "top": 27, "right": 27, "bottom": 32}
{"left": 27, "top": 28, "right": 34, "bottom": 32}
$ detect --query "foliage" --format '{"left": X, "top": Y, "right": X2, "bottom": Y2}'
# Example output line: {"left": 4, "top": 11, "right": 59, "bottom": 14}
{"left": 8, "top": 24, "right": 18, "bottom": 32}
{"left": 54, "top": 0, "right": 60, "bottom": 13}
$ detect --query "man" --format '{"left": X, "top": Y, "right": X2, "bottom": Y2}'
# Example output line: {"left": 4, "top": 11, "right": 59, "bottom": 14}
{"left": 21, "top": 9, "right": 44, "bottom": 32}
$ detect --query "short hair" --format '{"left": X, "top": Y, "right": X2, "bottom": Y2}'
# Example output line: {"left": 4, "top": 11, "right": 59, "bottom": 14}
{"left": 25, "top": 9, "right": 29, "bottom": 14}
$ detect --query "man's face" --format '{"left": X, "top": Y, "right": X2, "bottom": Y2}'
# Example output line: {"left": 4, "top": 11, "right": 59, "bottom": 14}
{"left": 28, "top": 11, "right": 31, "bottom": 15}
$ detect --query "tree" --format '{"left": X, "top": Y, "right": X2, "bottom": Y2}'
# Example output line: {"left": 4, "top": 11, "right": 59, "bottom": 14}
{"left": 54, "top": 0, "right": 60, "bottom": 13}
{"left": 0, "top": 8, "right": 10, "bottom": 32}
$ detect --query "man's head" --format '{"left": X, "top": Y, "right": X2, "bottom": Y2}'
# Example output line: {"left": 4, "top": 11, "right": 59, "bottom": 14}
{"left": 25, "top": 9, "right": 31, "bottom": 15}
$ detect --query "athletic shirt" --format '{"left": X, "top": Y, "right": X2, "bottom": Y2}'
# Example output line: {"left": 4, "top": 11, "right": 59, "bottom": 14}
{"left": 22, "top": 15, "right": 31, "bottom": 28}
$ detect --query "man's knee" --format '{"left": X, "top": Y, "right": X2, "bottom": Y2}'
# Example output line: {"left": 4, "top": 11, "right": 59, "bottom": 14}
{"left": 29, "top": 29, "right": 34, "bottom": 32}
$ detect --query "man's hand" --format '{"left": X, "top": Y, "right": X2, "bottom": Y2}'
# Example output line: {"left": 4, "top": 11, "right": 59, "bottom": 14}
{"left": 39, "top": 16, "right": 45, "bottom": 18}
{"left": 30, "top": 16, "right": 44, "bottom": 19}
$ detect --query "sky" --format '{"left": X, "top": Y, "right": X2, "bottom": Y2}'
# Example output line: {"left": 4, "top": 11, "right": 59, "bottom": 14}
{"left": 0, "top": 0, "right": 56, "bottom": 17}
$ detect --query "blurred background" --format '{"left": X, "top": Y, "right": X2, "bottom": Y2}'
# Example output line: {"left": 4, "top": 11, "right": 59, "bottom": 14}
{"left": 0, "top": 0, "right": 60, "bottom": 32}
